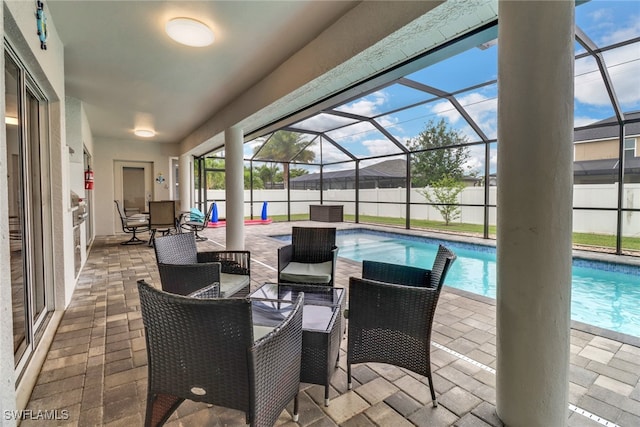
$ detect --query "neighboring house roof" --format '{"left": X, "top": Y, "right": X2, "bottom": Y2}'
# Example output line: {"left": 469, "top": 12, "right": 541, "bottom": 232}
{"left": 574, "top": 157, "right": 640, "bottom": 177}
{"left": 574, "top": 111, "right": 640, "bottom": 142}
{"left": 291, "top": 159, "right": 407, "bottom": 183}
{"left": 291, "top": 158, "right": 482, "bottom": 184}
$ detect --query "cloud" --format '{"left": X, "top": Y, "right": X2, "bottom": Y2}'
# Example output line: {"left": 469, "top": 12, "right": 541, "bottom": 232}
{"left": 337, "top": 91, "right": 388, "bottom": 117}
{"left": 362, "top": 138, "right": 403, "bottom": 157}
{"left": 574, "top": 115, "right": 602, "bottom": 127}
{"left": 293, "top": 114, "right": 356, "bottom": 132}
{"left": 429, "top": 91, "right": 498, "bottom": 140}
{"left": 600, "top": 15, "right": 640, "bottom": 45}
{"left": 575, "top": 44, "right": 640, "bottom": 108}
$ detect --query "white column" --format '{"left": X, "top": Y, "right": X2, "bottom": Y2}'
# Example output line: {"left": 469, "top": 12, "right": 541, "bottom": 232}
{"left": 225, "top": 127, "right": 245, "bottom": 250}
{"left": 496, "top": 2, "right": 574, "bottom": 426}
{"left": 178, "top": 154, "right": 191, "bottom": 213}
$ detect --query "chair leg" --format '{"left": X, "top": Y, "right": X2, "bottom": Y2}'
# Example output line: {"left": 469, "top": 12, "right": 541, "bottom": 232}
{"left": 324, "top": 384, "right": 330, "bottom": 407}
{"left": 145, "top": 393, "right": 184, "bottom": 427}
{"left": 426, "top": 371, "right": 438, "bottom": 407}
{"left": 292, "top": 394, "right": 299, "bottom": 422}
{"left": 148, "top": 230, "right": 157, "bottom": 247}
{"left": 193, "top": 229, "right": 208, "bottom": 241}
{"left": 347, "top": 363, "right": 352, "bottom": 390}
{"left": 121, "top": 228, "right": 146, "bottom": 245}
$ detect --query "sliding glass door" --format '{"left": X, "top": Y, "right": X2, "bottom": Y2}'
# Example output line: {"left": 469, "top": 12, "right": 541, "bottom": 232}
{"left": 5, "top": 49, "right": 53, "bottom": 375}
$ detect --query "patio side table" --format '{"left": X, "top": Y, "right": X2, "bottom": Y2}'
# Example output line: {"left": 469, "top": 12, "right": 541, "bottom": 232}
{"left": 250, "top": 283, "right": 345, "bottom": 406}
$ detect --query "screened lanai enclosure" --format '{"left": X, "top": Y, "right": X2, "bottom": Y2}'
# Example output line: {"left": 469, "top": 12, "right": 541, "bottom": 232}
{"left": 195, "top": 1, "right": 640, "bottom": 256}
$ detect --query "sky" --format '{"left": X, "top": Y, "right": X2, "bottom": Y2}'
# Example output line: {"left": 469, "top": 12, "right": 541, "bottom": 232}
{"left": 245, "top": 1, "right": 640, "bottom": 176}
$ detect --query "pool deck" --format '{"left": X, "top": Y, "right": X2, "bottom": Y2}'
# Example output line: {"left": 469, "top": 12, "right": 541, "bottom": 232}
{"left": 20, "top": 221, "right": 640, "bottom": 426}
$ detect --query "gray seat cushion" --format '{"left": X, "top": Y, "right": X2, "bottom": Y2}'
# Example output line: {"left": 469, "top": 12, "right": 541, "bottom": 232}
{"left": 220, "top": 273, "right": 250, "bottom": 297}
{"left": 280, "top": 261, "right": 333, "bottom": 284}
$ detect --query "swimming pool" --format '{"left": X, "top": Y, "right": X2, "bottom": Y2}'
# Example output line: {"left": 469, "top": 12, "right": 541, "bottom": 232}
{"left": 273, "top": 228, "right": 640, "bottom": 338}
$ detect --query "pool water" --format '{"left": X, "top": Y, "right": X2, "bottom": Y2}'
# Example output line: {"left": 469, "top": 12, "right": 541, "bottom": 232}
{"left": 274, "top": 229, "right": 640, "bottom": 337}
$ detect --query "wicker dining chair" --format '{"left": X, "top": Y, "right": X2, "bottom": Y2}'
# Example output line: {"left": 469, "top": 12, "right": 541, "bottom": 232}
{"left": 278, "top": 227, "right": 338, "bottom": 286}
{"left": 153, "top": 232, "right": 251, "bottom": 297}
{"left": 346, "top": 244, "right": 457, "bottom": 407}
{"left": 137, "top": 280, "right": 304, "bottom": 427}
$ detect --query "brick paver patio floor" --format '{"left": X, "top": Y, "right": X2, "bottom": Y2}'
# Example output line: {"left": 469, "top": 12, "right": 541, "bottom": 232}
{"left": 22, "top": 221, "right": 640, "bottom": 426}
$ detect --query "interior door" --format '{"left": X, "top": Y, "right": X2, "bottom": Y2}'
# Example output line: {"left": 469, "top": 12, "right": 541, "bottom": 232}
{"left": 114, "top": 161, "right": 153, "bottom": 220}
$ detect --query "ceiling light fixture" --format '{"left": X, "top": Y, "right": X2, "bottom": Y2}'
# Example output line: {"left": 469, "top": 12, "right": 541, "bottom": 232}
{"left": 134, "top": 129, "right": 156, "bottom": 138}
{"left": 165, "top": 17, "right": 214, "bottom": 47}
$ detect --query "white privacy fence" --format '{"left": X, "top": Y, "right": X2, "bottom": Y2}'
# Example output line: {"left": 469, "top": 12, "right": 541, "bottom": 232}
{"left": 203, "top": 183, "right": 640, "bottom": 237}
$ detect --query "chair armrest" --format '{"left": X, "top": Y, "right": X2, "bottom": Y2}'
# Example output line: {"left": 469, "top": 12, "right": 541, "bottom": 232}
{"left": 188, "top": 282, "right": 220, "bottom": 299}
{"left": 250, "top": 293, "right": 304, "bottom": 426}
{"left": 277, "top": 244, "right": 294, "bottom": 274}
{"left": 330, "top": 246, "right": 339, "bottom": 286}
{"left": 198, "top": 250, "right": 250, "bottom": 275}
{"left": 348, "top": 277, "right": 441, "bottom": 333}
{"left": 157, "top": 262, "right": 221, "bottom": 296}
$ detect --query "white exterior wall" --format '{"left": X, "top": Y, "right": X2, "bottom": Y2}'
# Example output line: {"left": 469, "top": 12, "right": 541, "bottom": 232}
{"left": 93, "top": 137, "right": 180, "bottom": 236}
{"left": 1, "top": 0, "right": 70, "bottom": 419}
{"left": 205, "top": 185, "right": 640, "bottom": 237}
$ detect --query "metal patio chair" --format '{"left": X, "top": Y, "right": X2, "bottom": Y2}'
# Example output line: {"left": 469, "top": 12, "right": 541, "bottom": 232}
{"left": 114, "top": 200, "right": 149, "bottom": 245}
{"left": 180, "top": 203, "right": 215, "bottom": 241}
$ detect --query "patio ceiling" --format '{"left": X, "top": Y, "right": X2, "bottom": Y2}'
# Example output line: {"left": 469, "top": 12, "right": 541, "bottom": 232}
{"left": 237, "top": 1, "right": 640, "bottom": 170}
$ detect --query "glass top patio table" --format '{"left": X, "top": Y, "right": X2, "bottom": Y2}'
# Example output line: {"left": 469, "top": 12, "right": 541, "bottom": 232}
{"left": 249, "top": 283, "right": 344, "bottom": 332}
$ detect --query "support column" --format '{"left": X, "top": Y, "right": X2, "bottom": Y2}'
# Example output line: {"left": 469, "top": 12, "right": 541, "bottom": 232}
{"left": 178, "top": 154, "right": 191, "bottom": 213}
{"left": 496, "top": 2, "right": 574, "bottom": 426}
{"left": 225, "top": 127, "right": 245, "bottom": 250}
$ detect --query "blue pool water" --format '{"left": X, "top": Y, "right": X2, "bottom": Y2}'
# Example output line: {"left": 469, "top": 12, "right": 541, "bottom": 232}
{"left": 274, "top": 229, "right": 640, "bottom": 338}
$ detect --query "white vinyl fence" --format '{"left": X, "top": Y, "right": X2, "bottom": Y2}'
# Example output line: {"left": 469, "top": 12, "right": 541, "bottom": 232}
{"left": 202, "top": 183, "right": 640, "bottom": 237}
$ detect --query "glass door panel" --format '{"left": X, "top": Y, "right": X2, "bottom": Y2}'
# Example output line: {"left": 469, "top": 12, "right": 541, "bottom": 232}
{"left": 5, "top": 52, "right": 28, "bottom": 362}
{"left": 26, "top": 89, "right": 47, "bottom": 322}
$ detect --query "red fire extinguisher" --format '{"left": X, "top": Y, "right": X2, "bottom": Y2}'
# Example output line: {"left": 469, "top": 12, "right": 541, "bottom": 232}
{"left": 84, "top": 166, "right": 94, "bottom": 190}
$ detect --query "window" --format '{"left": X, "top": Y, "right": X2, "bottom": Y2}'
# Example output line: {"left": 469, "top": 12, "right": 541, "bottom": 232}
{"left": 624, "top": 138, "right": 636, "bottom": 159}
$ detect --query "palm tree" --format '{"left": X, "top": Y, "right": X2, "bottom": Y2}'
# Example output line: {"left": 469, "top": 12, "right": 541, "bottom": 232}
{"left": 254, "top": 131, "right": 315, "bottom": 188}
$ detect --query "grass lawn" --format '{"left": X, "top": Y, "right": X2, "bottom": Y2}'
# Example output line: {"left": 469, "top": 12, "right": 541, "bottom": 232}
{"left": 270, "top": 214, "right": 640, "bottom": 252}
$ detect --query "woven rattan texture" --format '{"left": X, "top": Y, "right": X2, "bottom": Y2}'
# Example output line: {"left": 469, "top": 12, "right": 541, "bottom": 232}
{"left": 278, "top": 227, "right": 338, "bottom": 286}
{"left": 156, "top": 262, "right": 220, "bottom": 296}
{"left": 137, "top": 280, "right": 303, "bottom": 427}
{"left": 347, "top": 245, "right": 456, "bottom": 405}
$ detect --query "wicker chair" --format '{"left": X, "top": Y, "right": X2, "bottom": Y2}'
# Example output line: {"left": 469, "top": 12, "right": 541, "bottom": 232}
{"left": 137, "top": 280, "right": 304, "bottom": 427}
{"left": 346, "top": 244, "right": 457, "bottom": 407}
{"left": 180, "top": 203, "right": 214, "bottom": 241}
{"left": 114, "top": 200, "right": 149, "bottom": 245}
{"left": 153, "top": 232, "right": 251, "bottom": 298}
{"left": 278, "top": 227, "right": 338, "bottom": 286}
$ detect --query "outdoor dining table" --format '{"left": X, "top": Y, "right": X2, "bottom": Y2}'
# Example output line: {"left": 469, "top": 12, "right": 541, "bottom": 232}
{"left": 249, "top": 282, "right": 345, "bottom": 406}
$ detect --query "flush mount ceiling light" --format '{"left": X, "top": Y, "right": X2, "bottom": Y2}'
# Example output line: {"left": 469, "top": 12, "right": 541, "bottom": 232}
{"left": 134, "top": 129, "right": 156, "bottom": 138}
{"left": 166, "top": 17, "right": 214, "bottom": 47}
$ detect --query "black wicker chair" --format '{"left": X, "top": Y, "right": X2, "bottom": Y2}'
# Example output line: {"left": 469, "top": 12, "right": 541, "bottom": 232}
{"left": 114, "top": 200, "right": 149, "bottom": 245}
{"left": 180, "top": 203, "right": 214, "bottom": 241}
{"left": 278, "top": 227, "right": 338, "bottom": 286}
{"left": 137, "top": 280, "right": 304, "bottom": 427}
{"left": 156, "top": 262, "right": 221, "bottom": 297}
{"left": 153, "top": 232, "right": 251, "bottom": 297}
{"left": 346, "top": 244, "right": 456, "bottom": 407}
